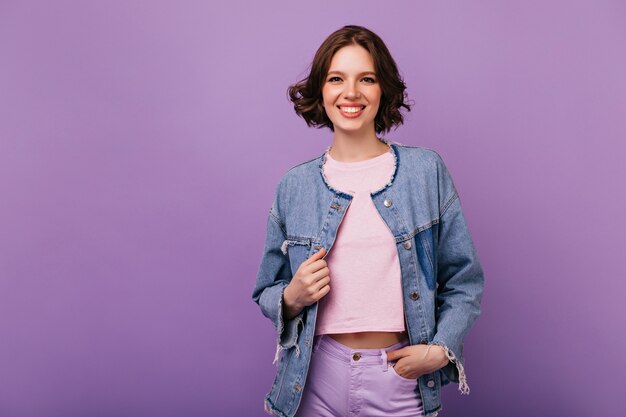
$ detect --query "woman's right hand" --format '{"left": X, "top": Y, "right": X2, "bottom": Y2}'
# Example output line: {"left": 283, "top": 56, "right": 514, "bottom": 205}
{"left": 283, "top": 247, "right": 330, "bottom": 320}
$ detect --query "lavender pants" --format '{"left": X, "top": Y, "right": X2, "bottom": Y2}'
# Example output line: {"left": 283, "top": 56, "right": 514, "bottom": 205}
{"left": 294, "top": 335, "right": 424, "bottom": 417}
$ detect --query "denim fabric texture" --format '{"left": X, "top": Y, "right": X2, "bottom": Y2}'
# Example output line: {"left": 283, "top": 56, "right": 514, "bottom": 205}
{"left": 252, "top": 138, "right": 485, "bottom": 417}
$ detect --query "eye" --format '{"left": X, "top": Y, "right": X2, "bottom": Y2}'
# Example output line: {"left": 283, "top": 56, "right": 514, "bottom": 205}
{"left": 362, "top": 77, "right": 376, "bottom": 84}
{"left": 327, "top": 76, "right": 342, "bottom": 83}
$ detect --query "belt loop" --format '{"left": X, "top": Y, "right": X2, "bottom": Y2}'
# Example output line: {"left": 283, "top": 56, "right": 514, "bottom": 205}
{"left": 313, "top": 335, "right": 324, "bottom": 352}
{"left": 380, "top": 348, "right": 389, "bottom": 372}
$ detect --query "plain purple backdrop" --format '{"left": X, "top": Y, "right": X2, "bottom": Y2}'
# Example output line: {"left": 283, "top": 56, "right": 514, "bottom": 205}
{"left": 1, "top": 1, "right": 625, "bottom": 416}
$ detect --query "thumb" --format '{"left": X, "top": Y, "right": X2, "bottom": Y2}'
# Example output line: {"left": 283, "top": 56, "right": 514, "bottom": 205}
{"left": 305, "top": 246, "right": 326, "bottom": 264}
{"left": 386, "top": 347, "right": 407, "bottom": 362}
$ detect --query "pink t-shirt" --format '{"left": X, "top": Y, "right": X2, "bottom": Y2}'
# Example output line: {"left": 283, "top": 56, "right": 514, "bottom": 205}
{"left": 315, "top": 146, "right": 406, "bottom": 335}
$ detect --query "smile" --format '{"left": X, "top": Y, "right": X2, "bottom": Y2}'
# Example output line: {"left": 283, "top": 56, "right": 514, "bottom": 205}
{"left": 338, "top": 106, "right": 365, "bottom": 118}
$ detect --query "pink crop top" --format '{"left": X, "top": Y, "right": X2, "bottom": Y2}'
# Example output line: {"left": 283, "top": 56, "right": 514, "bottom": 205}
{"left": 315, "top": 146, "right": 406, "bottom": 336}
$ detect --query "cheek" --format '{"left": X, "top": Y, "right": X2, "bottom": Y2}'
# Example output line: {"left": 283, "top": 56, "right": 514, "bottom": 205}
{"left": 322, "top": 85, "right": 339, "bottom": 102}
{"left": 321, "top": 93, "right": 330, "bottom": 107}
{"left": 321, "top": 89, "right": 329, "bottom": 107}
{"left": 371, "top": 89, "right": 382, "bottom": 105}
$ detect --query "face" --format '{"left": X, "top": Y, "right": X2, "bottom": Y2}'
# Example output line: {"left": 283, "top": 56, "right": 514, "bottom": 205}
{"left": 321, "top": 44, "right": 382, "bottom": 137}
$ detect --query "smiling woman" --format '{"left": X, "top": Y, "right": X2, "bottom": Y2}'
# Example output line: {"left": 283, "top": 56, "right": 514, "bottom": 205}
{"left": 253, "top": 25, "right": 484, "bottom": 417}
{"left": 288, "top": 25, "right": 410, "bottom": 136}
{"left": 321, "top": 46, "right": 382, "bottom": 137}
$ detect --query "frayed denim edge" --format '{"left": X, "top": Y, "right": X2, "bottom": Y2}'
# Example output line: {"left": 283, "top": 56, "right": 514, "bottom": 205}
{"left": 272, "top": 340, "right": 301, "bottom": 366}
{"left": 272, "top": 284, "right": 301, "bottom": 365}
{"left": 264, "top": 398, "right": 287, "bottom": 417}
{"left": 431, "top": 342, "right": 470, "bottom": 395}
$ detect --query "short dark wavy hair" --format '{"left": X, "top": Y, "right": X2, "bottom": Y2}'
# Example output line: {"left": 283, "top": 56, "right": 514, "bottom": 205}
{"left": 288, "top": 25, "right": 411, "bottom": 135}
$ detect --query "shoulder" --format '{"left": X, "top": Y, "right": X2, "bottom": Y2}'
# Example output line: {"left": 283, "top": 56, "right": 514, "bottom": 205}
{"left": 274, "top": 152, "right": 323, "bottom": 196}
{"left": 392, "top": 141, "right": 449, "bottom": 173}
{"left": 392, "top": 141, "right": 458, "bottom": 206}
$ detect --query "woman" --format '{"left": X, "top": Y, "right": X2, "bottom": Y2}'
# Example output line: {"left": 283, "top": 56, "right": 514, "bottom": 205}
{"left": 252, "top": 25, "right": 484, "bottom": 417}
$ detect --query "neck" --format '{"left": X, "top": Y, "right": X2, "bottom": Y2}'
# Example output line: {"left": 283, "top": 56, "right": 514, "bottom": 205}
{"left": 328, "top": 131, "right": 389, "bottom": 163}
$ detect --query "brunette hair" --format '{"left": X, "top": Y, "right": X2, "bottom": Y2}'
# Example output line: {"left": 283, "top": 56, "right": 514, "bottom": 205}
{"left": 288, "top": 25, "right": 411, "bottom": 135}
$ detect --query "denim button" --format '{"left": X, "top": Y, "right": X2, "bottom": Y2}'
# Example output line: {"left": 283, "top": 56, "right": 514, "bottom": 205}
{"left": 419, "top": 339, "right": 428, "bottom": 344}
{"left": 352, "top": 352, "right": 361, "bottom": 361}
{"left": 383, "top": 199, "right": 393, "bottom": 207}
{"left": 410, "top": 291, "right": 419, "bottom": 300}
{"left": 427, "top": 380, "right": 435, "bottom": 388}
{"left": 403, "top": 241, "right": 412, "bottom": 249}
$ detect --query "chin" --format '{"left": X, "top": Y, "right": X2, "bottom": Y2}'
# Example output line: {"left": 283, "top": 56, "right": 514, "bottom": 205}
{"left": 335, "top": 122, "right": 374, "bottom": 135}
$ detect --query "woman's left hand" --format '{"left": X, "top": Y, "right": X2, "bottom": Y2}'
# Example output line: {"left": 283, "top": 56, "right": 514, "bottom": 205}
{"left": 386, "top": 344, "right": 449, "bottom": 379}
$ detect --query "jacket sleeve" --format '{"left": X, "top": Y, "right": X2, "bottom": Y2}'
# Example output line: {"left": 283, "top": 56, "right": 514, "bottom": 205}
{"left": 430, "top": 154, "right": 485, "bottom": 394}
{"left": 251, "top": 181, "right": 305, "bottom": 363}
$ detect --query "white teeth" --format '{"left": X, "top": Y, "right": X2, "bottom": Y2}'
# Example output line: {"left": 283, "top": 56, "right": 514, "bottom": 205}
{"left": 340, "top": 107, "right": 363, "bottom": 113}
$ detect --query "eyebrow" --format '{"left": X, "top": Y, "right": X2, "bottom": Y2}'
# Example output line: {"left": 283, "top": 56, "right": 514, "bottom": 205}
{"left": 327, "top": 71, "right": 377, "bottom": 77}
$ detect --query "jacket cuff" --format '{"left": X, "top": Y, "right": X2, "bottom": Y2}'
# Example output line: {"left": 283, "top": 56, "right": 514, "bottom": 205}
{"left": 261, "top": 282, "right": 304, "bottom": 364}
{"left": 430, "top": 340, "right": 469, "bottom": 394}
{"left": 274, "top": 310, "right": 304, "bottom": 363}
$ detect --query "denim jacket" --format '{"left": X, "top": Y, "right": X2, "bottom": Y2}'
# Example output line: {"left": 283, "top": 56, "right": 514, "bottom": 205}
{"left": 252, "top": 139, "right": 484, "bottom": 417}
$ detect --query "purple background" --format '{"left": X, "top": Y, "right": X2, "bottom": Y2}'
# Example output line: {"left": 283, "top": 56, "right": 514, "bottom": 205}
{"left": 1, "top": 1, "right": 625, "bottom": 416}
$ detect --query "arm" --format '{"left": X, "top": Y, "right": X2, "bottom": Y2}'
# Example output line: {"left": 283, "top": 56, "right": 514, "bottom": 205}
{"left": 282, "top": 287, "right": 304, "bottom": 321}
{"left": 251, "top": 185, "right": 305, "bottom": 363}
{"left": 430, "top": 154, "right": 485, "bottom": 394}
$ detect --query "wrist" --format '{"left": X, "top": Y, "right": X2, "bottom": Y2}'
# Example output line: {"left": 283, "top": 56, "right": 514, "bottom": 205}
{"left": 429, "top": 345, "right": 449, "bottom": 369}
{"left": 282, "top": 286, "right": 302, "bottom": 320}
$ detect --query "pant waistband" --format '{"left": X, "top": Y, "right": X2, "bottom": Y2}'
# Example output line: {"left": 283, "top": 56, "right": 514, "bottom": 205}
{"left": 314, "top": 334, "right": 410, "bottom": 366}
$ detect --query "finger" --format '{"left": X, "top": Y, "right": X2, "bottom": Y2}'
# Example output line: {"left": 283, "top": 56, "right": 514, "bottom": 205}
{"left": 312, "top": 276, "right": 330, "bottom": 292}
{"left": 315, "top": 284, "right": 330, "bottom": 300}
{"left": 308, "top": 259, "right": 328, "bottom": 275}
{"left": 309, "top": 266, "right": 330, "bottom": 283}
{"left": 303, "top": 246, "right": 326, "bottom": 266}
{"left": 386, "top": 347, "right": 407, "bottom": 362}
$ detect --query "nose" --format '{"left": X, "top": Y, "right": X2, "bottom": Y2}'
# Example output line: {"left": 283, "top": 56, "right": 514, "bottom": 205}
{"left": 344, "top": 80, "right": 361, "bottom": 100}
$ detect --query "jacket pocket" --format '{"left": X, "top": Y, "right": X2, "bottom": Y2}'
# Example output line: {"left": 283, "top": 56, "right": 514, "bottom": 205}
{"left": 416, "top": 227, "right": 437, "bottom": 290}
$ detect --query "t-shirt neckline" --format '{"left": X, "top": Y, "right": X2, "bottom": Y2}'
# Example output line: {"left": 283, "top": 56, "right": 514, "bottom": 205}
{"left": 324, "top": 146, "right": 392, "bottom": 171}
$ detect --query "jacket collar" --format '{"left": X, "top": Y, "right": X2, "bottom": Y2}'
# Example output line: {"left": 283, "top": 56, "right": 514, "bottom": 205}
{"left": 316, "top": 137, "right": 399, "bottom": 198}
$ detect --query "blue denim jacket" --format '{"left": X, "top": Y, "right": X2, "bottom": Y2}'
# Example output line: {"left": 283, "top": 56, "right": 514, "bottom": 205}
{"left": 252, "top": 139, "right": 484, "bottom": 417}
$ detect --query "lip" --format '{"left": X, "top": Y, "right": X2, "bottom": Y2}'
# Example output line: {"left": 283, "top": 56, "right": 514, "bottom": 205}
{"left": 337, "top": 105, "right": 366, "bottom": 118}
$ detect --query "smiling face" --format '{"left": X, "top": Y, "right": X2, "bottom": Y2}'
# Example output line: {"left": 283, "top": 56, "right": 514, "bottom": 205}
{"left": 321, "top": 44, "right": 382, "bottom": 137}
